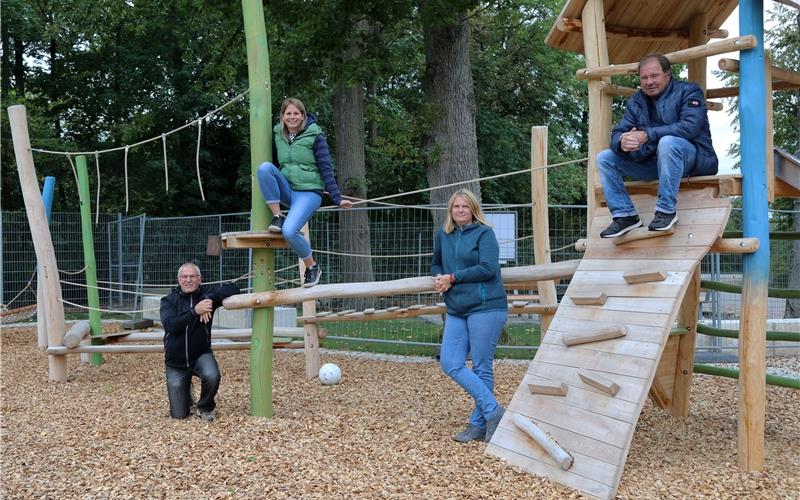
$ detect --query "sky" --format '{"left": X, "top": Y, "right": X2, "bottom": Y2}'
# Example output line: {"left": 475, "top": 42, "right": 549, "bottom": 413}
{"left": 705, "top": 1, "right": 777, "bottom": 174}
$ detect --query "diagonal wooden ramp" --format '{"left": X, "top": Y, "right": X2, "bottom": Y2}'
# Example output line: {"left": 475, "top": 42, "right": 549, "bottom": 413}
{"left": 486, "top": 187, "right": 731, "bottom": 499}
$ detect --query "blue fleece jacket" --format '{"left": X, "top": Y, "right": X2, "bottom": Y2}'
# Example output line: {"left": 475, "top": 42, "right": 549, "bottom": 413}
{"left": 430, "top": 223, "right": 507, "bottom": 317}
{"left": 610, "top": 78, "right": 718, "bottom": 176}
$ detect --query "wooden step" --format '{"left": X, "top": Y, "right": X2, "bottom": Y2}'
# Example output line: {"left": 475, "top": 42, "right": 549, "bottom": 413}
{"left": 220, "top": 231, "right": 289, "bottom": 249}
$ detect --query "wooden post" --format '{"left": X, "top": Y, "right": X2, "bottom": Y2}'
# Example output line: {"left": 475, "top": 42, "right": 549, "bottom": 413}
{"left": 242, "top": 0, "right": 274, "bottom": 417}
{"left": 37, "top": 176, "right": 56, "bottom": 349}
{"left": 76, "top": 156, "right": 104, "bottom": 366}
{"left": 670, "top": 266, "right": 701, "bottom": 416}
{"left": 581, "top": 0, "right": 613, "bottom": 230}
{"left": 687, "top": 13, "right": 708, "bottom": 89}
{"left": 737, "top": 0, "right": 767, "bottom": 471}
{"left": 300, "top": 222, "right": 321, "bottom": 379}
{"left": 530, "top": 126, "right": 557, "bottom": 336}
{"left": 8, "top": 105, "right": 67, "bottom": 381}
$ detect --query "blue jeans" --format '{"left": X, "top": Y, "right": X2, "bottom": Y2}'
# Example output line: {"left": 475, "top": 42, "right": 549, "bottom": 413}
{"left": 597, "top": 136, "right": 697, "bottom": 218}
{"left": 440, "top": 310, "right": 508, "bottom": 430}
{"left": 256, "top": 162, "right": 322, "bottom": 260}
{"left": 165, "top": 351, "right": 220, "bottom": 419}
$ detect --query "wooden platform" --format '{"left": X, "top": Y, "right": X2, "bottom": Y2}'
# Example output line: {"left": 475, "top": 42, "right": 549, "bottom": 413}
{"left": 220, "top": 230, "right": 288, "bottom": 249}
{"left": 486, "top": 188, "right": 731, "bottom": 499}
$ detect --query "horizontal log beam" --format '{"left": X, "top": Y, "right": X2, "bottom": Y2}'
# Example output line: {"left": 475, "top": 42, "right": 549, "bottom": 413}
{"left": 48, "top": 341, "right": 258, "bottom": 355}
{"left": 707, "top": 81, "right": 800, "bottom": 98}
{"left": 718, "top": 58, "right": 800, "bottom": 85}
{"left": 298, "top": 303, "right": 558, "bottom": 322}
{"left": 103, "top": 327, "right": 309, "bottom": 342}
{"left": 599, "top": 82, "right": 723, "bottom": 111}
{"left": 573, "top": 237, "right": 759, "bottom": 254}
{"left": 557, "top": 18, "right": 727, "bottom": 42}
{"left": 577, "top": 36, "right": 757, "bottom": 79}
{"left": 223, "top": 260, "right": 580, "bottom": 310}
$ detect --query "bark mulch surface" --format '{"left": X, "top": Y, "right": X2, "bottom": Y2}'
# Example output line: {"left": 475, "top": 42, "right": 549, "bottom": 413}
{"left": 2, "top": 325, "right": 798, "bottom": 499}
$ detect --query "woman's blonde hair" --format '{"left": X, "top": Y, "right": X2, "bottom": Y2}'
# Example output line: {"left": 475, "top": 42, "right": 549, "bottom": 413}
{"left": 443, "top": 189, "right": 491, "bottom": 234}
{"left": 279, "top": 97, "right": 308, "bottom": 141}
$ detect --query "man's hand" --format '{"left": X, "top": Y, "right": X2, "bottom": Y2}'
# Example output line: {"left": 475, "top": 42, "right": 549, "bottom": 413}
{"left": 194, "top": 298, "right": 213, "bottom": 323}
{"left": 620, "top": 127, "right": 648, "bottom": 152}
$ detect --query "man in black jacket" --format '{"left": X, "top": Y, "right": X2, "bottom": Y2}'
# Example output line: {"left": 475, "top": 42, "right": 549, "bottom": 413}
{"left": 160, "top": 263, "right": 239, "bottom": 422}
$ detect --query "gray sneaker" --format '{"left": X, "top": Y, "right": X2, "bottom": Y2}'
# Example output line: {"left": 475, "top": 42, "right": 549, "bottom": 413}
{"left": 452, "top": 424, "right": 486, "bottom": 443}
{"left": 484, "top": 406, "right": 506, "bottom": 442}
{"left": 197, "top": 409, "right": 215, "bottom": 422}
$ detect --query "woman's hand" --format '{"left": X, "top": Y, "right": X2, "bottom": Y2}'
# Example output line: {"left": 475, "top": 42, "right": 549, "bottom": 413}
{"left": 339, "top": 200, "right": 353, "bottom": 209}
{"left": 433, "top": 274, "right": 453, "bottom": 293}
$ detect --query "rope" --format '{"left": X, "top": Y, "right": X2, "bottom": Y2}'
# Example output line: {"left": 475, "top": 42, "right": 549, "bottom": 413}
{"left": 3, "top": 271, "right": 37, "bottom": 308}
{"left": 195, "top": 119, "right": 206, "bottom": 201}
{"left": 95, "top": 271, "right": 253, "bottom": 289}
{"left": 58, "top": 298, "right": 160, "bottom": 315}
{"left": 349, "top": 157, "right": 587, "bottom": 207}
{"left": 29, "top": 89, "right": 252, "bottom": 157}
{"left": 124, "top": 146, "right": 130, "bottom": 212}
{"left": 59, "top": 267, "right": 87, "bottom": 276}
{"left": 162, "top": 135, "right": 169, "bottom": 192}
{"left": 59, "top": 279, "right": 165, "bottom": 297}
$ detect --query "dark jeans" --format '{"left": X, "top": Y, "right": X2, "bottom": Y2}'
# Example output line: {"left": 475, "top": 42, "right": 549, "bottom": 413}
{"left": 165, "top": 351, "right": 221, "bottom": 418}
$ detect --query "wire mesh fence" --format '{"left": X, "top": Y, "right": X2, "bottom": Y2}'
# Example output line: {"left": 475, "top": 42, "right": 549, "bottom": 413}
{"left": 2, "top": 204, "right": 798, "bottom": 352}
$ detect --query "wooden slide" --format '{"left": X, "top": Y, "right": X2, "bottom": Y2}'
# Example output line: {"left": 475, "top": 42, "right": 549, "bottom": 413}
{"left": 486, "top": 187, "right": 731, "bottom": 499}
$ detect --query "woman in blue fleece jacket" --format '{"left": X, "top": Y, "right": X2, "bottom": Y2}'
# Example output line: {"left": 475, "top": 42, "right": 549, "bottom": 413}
{"left": 431, "top": 189, "right": 508, "bottom": 443}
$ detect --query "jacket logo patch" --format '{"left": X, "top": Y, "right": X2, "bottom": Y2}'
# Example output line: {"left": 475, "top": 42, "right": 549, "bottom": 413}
{"left": 688, "top": 99, "right": 701, "bottom": 108}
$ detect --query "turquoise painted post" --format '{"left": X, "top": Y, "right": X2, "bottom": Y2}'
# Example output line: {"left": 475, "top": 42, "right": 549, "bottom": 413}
{"left": 737, "top": 0, "right": 767, "bottom": 471}
{"left": 36, "top": 177, "right": 56, "bottom": 348}
{"left": 41, "top": 177, "right": 55, "bottom": 219}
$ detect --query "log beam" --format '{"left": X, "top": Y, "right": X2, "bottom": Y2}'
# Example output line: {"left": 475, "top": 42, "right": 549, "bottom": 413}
{"left": 718, "top": 58, "right": 800, "bottom": 86}
{"left": 556, "top": 17, "right": 728, "bottom": 42}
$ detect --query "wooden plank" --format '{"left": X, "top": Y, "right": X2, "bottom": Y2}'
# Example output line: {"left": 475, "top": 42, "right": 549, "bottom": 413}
{"left": 577, "top": 259, "right": 697, "bottom": 272}
{"left": 670, "top": 266, "right": 700, "bottom": 416}
{"left": 654, "top": 335, "right": 680, "bottom": 396}
{"left": 592, "top": 206, "right": 732, "bottom": 227}
{"left": 531, "top": 126, "right": 558, "bottom": 336}
{"left": 564, "top": 282, "right": 684, "bottom": 299}
{"left": 528, "top": 381, "right": 568, "bottom": 396}
{"left": 623, "top": 270, "right": 667, "bottom": 284}
{"left": 579, "top": 372, "right": 621, "bottom": 396}
{"left": 521, "top": 373, "right": 640, "bottom": 423}
{"left": 528, "top": 361, "right": 649, "bottom": 404}
{"left": 562, "top": 325, "right": 627, "bottom": 346}
{"left": 487, "top": 439, "right": 615, "bottom": 499}
{"left": 584, "top": 245, "right": 710, "bottom": 261}
{"left": 568, "top": 291, "right": 607, "bottom": 305}
{"left": 649, "top": 377, "right": 671, "bottom": 408}
{"left": 561, "top": 296, "right": 678, "bottom": 315}
{"left": 590, "top": 224, "right": 727, "bottom": 250}
{"left": 548, "top": 317, "right": 669, "bottom": 344}
{"left": 612, "top": 226, "right": 674, "bottom": 245}
{"left": 220, "top": 231, "right": 289, "bottom": 249}
{"left": 556, "top": 303, "right": 670, "bottom": 328}
{"left": 536, "top": 344, "right": 652, "bottom": 379}
{"left": 543, "top": 332, "right": 663, "bottom": 360}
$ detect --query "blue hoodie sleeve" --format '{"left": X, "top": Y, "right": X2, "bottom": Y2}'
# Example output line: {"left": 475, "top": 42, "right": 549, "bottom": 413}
{"left": 313, "top": 135, "right": 343, "bottom": 205}
{"left": 453, "top": 228, "right": 500, "bottom": 283}
{"left": 430, "top": 230, "right": 444, "bottom": 276}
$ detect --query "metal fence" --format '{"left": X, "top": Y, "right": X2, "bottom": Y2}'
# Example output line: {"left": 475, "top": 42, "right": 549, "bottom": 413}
{"left": 2, "top": 204, "right": 798, "bottom": 350}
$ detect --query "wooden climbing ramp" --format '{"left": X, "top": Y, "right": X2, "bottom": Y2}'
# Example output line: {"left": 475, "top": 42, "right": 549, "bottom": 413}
{"left": 486, "top": 187, "right": 731, "bottom": 499}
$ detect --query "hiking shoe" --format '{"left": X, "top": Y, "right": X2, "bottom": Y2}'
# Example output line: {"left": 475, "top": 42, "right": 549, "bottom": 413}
{"left": 485, "top": 406, "right": 506, "bottom": 442}
{"left": 648, "top": 211, "right": 678, "bottom": 231}
{"left": 600, "top": 215, "right": 642, "bottom": 238}
{"left": 303, "top": 265, "right": 322, "bottom": 288}
{"left": 452, "top": 424, "right": 486, "bottom": 443}
{"left": 197, "top": 409, "right": 215, "bottom": 423}
{"left": 268, "top": 214, "right": 285, "bottom": 233}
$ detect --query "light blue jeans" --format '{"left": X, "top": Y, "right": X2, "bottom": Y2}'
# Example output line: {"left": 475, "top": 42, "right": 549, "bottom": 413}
{"left": 257, "top": 162, "right": 322, "bottom": 260}
{"left": 440, "top": 309, "right": 508, "bottom": 430}
{"left": 597, "top": 136, "right": 697, "bottom": 218}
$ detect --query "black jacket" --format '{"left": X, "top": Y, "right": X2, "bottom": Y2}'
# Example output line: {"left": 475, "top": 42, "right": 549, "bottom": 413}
{"left": 160, "top": 282, "right": 239, "bottom": 368}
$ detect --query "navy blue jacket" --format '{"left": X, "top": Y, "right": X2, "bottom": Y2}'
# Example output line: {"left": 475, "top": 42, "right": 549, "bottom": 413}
{"left": 431, "top": 223, "right": 508, "bottom": 317}
{"left": 611, "top": 78, "right": 718, "bottom": 176}
{"left": 160, "top": 282, "right": 239, "bottom": 368}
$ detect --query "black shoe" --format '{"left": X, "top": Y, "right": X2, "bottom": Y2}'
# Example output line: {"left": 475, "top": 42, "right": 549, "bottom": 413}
{"left": 600, "top": 215, "right": 641, "bottom": 238}
{"left": 268, "top": 215, "right": 285, "bottom": 233}
{"left": 303, "top": 265, "right": 322, "bottom": 288}
{"left": 648, "top": 211, "right": 678, "bottom": 231}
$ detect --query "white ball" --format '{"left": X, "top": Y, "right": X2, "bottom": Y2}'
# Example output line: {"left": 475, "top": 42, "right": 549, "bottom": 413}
{"left": 318, "top": 363, "right": 342, "bottom": 385}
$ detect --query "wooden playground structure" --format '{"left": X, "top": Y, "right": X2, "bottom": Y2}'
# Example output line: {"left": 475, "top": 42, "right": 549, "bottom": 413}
{"left": 7, "top": 0, "right": 800, "bottom": 499}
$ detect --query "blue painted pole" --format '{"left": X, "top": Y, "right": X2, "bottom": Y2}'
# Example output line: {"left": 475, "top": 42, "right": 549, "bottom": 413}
{"left": 37, "top": 177, "right": 56, "bottom": 348}
{"left": 737, "top": 0, "right": 767, "bottom": 471}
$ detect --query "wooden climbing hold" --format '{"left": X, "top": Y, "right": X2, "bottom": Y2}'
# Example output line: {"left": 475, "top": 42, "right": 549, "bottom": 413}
{"left": 363, "top": 308, "right": 376, "bottom": 314}
{"left": 568, "top": 291, "right": 607, "bottom": 305}
{"left": 511, "top": 413, "right": 574, "bottom": 470}
{"left": 528, "top": 381, "right": 568, "bottom": 396}
{"left": 623, "top": 270, "right": 667, "bottom": 284}
{"left": 613, "top": 226, "right": 675, "bottom": 245}
{"left": 562, "top": 325, "right": 627, "bottom": 346}
{"left": 578, "top": 372, "right": 620, "bottom": 396}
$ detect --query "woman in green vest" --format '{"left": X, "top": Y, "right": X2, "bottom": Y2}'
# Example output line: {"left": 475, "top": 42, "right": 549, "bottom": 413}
{"left": 257, "top": 98, "right": 352, "bottom": 287}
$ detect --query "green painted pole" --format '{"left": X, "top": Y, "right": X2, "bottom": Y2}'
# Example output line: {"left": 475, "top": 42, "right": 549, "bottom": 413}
{"left": 694, "top": 364, "right": 799, "bottom": 390}
{"left": 701, "top": 279, "right": 800, "bottom": 299}
{"left": 696, "top": 324, "right": 800, "bottom": 343}
{"left": 242, "top": 0, "right": 274, "bottom": 417}
{"left": 75, "top": 155, "right": 103, "bottom": 366}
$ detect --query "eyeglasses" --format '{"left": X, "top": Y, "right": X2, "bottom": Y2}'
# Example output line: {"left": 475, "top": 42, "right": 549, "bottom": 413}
{"left": 179, "top": 274, "right": 200, "bottom": 281}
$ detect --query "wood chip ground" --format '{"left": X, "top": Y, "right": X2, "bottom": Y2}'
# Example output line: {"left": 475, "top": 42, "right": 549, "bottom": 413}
{"left": 2, "top": 325, "right": 798, "bottom": 499}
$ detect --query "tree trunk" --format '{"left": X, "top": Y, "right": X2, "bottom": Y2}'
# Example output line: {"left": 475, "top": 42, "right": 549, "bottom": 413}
{"left": 422, "top": 8, "right": 481, "bottom": 227}
{"left": 13, "top": 36, "right": 25, "bottom": 95}
{"left": 333, "top": 20, "right": 375, "bottom": 307}
{"left": 2, "top": 22, "right": 10, "bottom": 98}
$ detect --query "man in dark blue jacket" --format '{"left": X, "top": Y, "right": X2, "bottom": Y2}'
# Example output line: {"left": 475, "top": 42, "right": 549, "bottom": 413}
{"left": 160, "top": 263, "right": 239, "bottom": 422}
{"left": 597, "top": 54, "right": 718, "bottom": 238}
